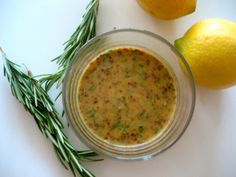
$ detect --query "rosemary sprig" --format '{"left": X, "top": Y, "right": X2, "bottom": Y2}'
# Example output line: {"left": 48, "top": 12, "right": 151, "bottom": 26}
{"left": 1, "top": 0, "right": 100, "bottom": 176}
{"left": 1, "top": 48, "right": 101, "bottom": 177}
{"left": 40, "top": 0, "right": 99, "bottom": 91}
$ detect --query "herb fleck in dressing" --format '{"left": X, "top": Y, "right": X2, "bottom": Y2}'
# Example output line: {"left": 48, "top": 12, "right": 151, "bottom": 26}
{"left": 78, "top": 48, "right": 176, "bottom": 145}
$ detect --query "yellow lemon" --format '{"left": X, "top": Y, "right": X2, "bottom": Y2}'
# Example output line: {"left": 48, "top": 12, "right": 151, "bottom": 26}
{"left": 175, "top": 19, "right": 236, "bottom": 89}
{"left": 137, "top": 0, "right": 196, "bottom": 20}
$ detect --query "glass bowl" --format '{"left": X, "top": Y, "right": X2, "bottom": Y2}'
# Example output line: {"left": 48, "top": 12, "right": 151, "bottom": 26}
{"left": 63, "top": 29, "right": 195, "bottom": 160}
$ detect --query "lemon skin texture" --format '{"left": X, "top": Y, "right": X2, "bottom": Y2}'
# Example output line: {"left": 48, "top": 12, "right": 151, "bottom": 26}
{"left": 175, "top": 19, "right": 236, "bottom": 89}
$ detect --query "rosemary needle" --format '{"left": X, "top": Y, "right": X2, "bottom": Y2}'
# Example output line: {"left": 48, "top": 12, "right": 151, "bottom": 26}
{"left": 1, "top": 48, "right": 102, "bottom": 177}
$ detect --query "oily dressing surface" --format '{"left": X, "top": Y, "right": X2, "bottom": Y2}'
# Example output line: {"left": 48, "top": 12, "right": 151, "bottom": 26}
{"left": 78, "top": 48, "right": 176, "bottom": 145}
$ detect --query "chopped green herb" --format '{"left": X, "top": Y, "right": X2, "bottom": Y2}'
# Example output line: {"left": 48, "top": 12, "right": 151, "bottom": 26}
{"left": 139, "top": 110, "right": 145, "bottom": 118}
{"left": 87, "top": 108, "right": 96, "bottom": 118}
{"left": 139, "top": 71, "right": 148, "bottom": 80}
{"left": 117, "top": 108, "right": 123, "bottom": 113}
{"left": 124, "top": 67, "right": 129, "bottom": 74}
{"left": 102, "top": 65, "right": 112, "bottom": 72}
{"left": 112, "top": 120, "right": 124, "bottom": 131}
{"left": 138, "top": 63, "right": 144, "bottom": 68}
{"left": 122, "top": 96, "right": 128, "bottom": 108}
{"left": 102, "top": 54, "right": 111, "bottom": 62}
{"left": 139, "top": 110, "right": 150, "bottom": 119}
{"left": 88, "top": 84, "right": 96, "bottom": 91}
{"left": 154, "top": 127, "right": 160, "bottom": 134}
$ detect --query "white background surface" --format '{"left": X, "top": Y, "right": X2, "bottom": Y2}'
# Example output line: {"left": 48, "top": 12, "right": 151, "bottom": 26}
{"left": 1, "top": 0, "right": 236, "bottom": 177}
